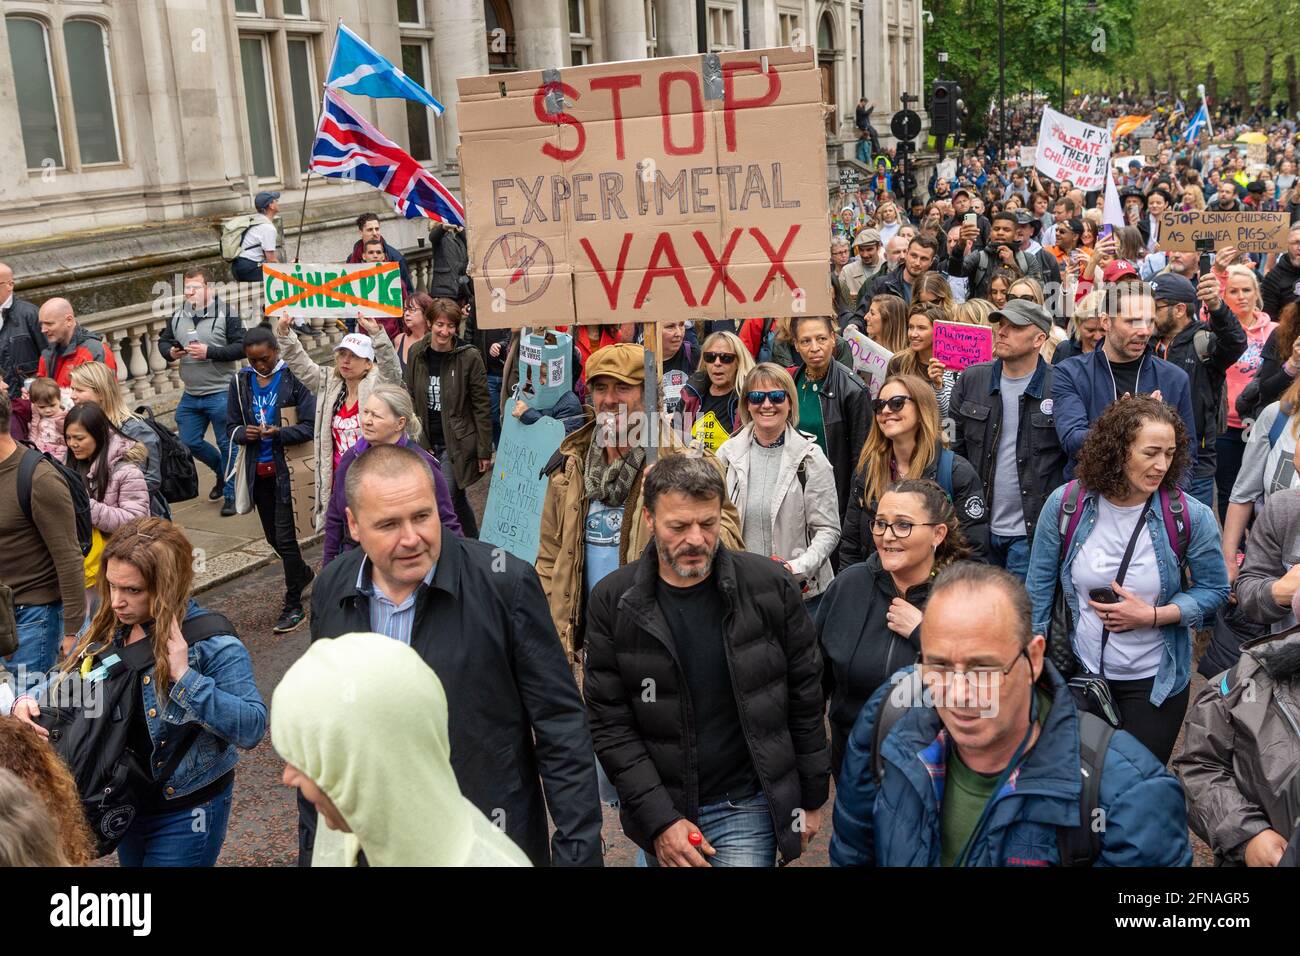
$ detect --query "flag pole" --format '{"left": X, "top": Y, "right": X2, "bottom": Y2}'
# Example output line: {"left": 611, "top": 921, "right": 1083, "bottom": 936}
{"left": 294, "top": 170, "right": 313, "bottom": 263}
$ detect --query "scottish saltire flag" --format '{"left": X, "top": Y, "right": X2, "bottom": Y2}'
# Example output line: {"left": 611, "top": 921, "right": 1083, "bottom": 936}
{"left": 1182, "top": 102, "right": 1212, "bottom": 143}
{"left": 326, "top": 22, "right": 444, "bottom": 113}
{"left": 310, "top": 91, "right": 465, "bottom": 224}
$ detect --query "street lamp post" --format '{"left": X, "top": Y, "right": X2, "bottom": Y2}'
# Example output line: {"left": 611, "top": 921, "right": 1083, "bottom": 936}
{"left": 999, "top": 0, "right": 1006, "bottom": 160}
{"left": 1061, "top": 0, "right": 1067, "bottom": 110}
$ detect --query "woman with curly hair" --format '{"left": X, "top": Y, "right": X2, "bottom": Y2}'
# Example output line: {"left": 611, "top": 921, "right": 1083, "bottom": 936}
{"left": 816, "top": 478, "right": 973, "bottom": 774}
{"left": 1025, "top": 397, "right": 1230, "bottom": 762}
{"left": 0, "top": 719, "right": 95, "bottom": 865}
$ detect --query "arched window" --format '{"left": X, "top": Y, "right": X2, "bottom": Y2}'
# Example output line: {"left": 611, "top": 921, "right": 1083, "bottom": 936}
{"left": 818, "top": 13, "right": 834, "bottom": 51}
{"left": 485, "top": 0, "right": 516, "bottom": 73}
{"left": 63, "top": 19, "right": 121, "bottom": 165}
{"left": 7, "top": 17, "right": 62, "bottom": 169}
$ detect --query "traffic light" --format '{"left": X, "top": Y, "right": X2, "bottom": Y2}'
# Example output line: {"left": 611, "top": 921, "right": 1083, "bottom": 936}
{"left": 930, "top": 80, "right": 963, "bottom": 140}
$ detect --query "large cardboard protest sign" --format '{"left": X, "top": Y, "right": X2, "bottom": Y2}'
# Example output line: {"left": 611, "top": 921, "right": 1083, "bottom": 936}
{"left": 844, "top": 328, "right": 894, "bottom": 398}
{"left": 1155, "top": 210, "right": 1289, "bottom": 254}
{"left": 457, "top": 47, "right": 831, "bottom": 328}
{"left": 933, "top": 321, "right": 992, "bottom": 371}
{"left": 1139, "top": 138, "right": 1159, "bottom": 158}
{"left": 262, "top": 263, "right": 402, "bottom": 320}
{"left": 1034, "top": 107, "right": 1112, "bottom": 191}
{"left": 481, "top": 414, "right": 566, "bottom": 563}
{"left": 1247, "top": 142, "right": 1268, "bottom": 166}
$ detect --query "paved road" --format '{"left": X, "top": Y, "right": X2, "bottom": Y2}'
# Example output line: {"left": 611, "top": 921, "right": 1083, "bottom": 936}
{"left": 186, "top": 543, "right": 1212, "bottom": 867}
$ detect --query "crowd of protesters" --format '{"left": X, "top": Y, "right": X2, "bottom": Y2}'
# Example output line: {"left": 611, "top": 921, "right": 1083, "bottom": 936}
{"left": 2, "top": 89, "right": 1300, "bottom": 870}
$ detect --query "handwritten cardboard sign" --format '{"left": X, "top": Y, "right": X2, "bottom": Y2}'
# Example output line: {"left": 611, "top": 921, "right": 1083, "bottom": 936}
{"left": 1019, "top": 146, "right": 1037, "bottom": 168}
{"left": 278, "top": 406, "right": 317, "bottom": 540}
{"left": 480, "top": 413, "right": 566, "bottom": 563}
{"left": 262, "top": 262, "right": 402, "bottom": 319}
{"left": 1139, "top": 138, "right": 1159, "bottom": 158}
{"left": 844, "top": 327, "right": 894, "bottom": 398}
{"left": 1247, "top": 142, "right": 1268, "bottom": 166}
{"left": 1034, "top": 107, "right": 1112, "bottom": 191}
{"left": 932, "top": 321, "right": 992, "bottom": 372}
{"left": 1155, "top": 210, "right": 1289, "bottom": 253}
{"left": 457, "top": 47, "right": 831, "bottom": 327}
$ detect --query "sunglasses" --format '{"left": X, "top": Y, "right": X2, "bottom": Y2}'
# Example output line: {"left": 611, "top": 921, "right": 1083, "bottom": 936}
{"left": 1008, "top": 293, "right": 1037, "bottom": 302}
{"left": 703, "top": 352, "right": 737, "bottom": 365}
{"left": 746, "top": 389, "right": 788, "bottom": 406}
{"left": 872, "top": 395, "right": 914, "bottom": 415}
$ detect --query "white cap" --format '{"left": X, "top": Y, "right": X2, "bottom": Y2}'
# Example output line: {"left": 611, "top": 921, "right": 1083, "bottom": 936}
{"left": 335, "top": 332, "right": 375, "bottom": 361}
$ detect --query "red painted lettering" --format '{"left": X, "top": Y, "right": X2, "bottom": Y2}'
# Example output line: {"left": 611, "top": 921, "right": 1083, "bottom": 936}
{"left": 534, "top": 81, "right": 586, "bottom": 162}
{"left": 721, "top": 62, "right": 781, "bottom": 153}
{"left": 750, "top": 225, "right": 800, "bottom": 300}
{"left": 579, "top": 235, "right": 634, "bottom": 309}
{"left": 634, "top": 233, "right": 698, "bottom": 308}
{"left": 590, "top": 74, "right": 641, "bottom": 161}
{"left": 658, "top": 72, "right": 705, "bottom": 156}
{"left": 693, "top": 229, "right": 747, "bottom": 305}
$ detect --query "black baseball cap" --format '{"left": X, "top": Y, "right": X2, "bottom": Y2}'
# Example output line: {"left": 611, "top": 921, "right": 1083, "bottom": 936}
{"left": 1151, "top": 273, "right": 1198, "bottom": 305}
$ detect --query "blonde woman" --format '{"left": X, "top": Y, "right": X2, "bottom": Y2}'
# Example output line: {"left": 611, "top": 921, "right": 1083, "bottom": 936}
{"left": 954, "top": 298, "right": 994, "bottom": 326}
{"left": 716, "top": 364, "right": 840, "bottom": 610}
{"left": 1006, "top": 275, "right": 1068, "bottom": 360}
{"left": 679, "top": 330, "right": 754, "bottom": 451}
{"left": 1052, "top": 289, "right": 1105, "bottom": 364}
{"left": 864, "top": 292, "right": 908, "bottom": 353}
{"left": 1217, "top": 264, "right": 1278, "bottom": 518}
{"left": 1182, "top": 184, "right": 1206, "bottom": 212}
{"left": 839, "top": 373, "right": 989, "bottom": 566}
{"left": 913, "top": 271, "right": 955, "bottom": 322}
{"left": 68, "top": 361, "right": 169, "bottom": 518}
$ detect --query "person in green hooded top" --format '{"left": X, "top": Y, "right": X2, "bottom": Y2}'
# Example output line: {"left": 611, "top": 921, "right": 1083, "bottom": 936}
{"left": 273, "top": 632, "right": 532, "bottom": 867}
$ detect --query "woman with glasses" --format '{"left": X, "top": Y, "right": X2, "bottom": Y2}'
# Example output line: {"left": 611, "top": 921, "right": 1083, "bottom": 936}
{"left": 840, "top": 375, "right": 989, "bottom": 567}
{"left": 716, "top": 365, "right": 841, "bottom": 613}
{"left": 392, "top": 292, "right": 433, "bottom": 375}
{"left": 887, "top": 304, "right": 960, "bottom": 418}
{"left": 1025, "top": 397, "right": 1229, "bottom": 763}
{"left": 816, "top": 478, "right": 972, "bottom": 774}
{"left": 678, "top": 330, "right": 754, "bottom": 452}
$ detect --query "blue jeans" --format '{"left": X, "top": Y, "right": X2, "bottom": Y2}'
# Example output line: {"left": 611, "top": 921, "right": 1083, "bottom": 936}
{"left": 486, "top": 373, "right": 503, "bottom": 447}
{"left": 7, "top": 603, "right": 63, "bottom": 696}
{"left": 176, "top": 390, "right": 233, "bottom": 501}
{"left": 1186, "top": 471, "right": 1216, "bottom": 513}
{"left": 638, "top": 791, "right": 777, "bottom": 867}
{"left": 989, "top": 533, "right": 1031, "bottom": 581}
{"left": 116, "top": 780, "right": 234, "bottom": 867}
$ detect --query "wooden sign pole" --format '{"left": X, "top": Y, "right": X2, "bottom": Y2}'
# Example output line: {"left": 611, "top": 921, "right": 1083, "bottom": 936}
{"left": 641, "top": 322, "right": 661, "bottom": 464}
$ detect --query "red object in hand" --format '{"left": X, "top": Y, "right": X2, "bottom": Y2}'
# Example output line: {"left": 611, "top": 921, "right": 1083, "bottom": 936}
{"left": 688, "top": 831, "right": 703, "bottom": 847}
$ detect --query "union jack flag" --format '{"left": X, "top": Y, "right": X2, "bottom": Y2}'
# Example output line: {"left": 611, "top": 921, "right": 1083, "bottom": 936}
{"left": 309, "top": 90, "right": 465, "bottom": 224}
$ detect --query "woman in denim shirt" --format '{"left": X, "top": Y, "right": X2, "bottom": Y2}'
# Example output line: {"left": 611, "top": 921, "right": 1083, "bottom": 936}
{"left": 12, "top": 517, "right": 266, "bottom": 866}
{"left": 1025, "top": 397, "right": 1229, "bottom": 763}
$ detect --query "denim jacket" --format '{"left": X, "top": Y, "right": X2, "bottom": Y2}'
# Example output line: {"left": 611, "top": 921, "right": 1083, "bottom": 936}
{"left": 1025, "top": 484, "right": 1230, "bottom": 706}
{"left": 29, "top": 601, "right": 267, "bottom": 802}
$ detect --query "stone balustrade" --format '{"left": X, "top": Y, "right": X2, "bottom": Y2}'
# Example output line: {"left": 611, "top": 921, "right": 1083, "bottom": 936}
{"left": 76, "top": 246, "right": 435, "bottom": 415}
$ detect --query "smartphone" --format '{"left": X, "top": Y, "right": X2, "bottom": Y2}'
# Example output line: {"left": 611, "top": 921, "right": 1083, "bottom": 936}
{"left": 963, "top": 213, "right": 977, "bottom": 227}
{"left": 1089, "top": 586, "right": 1121, "bottom": 604}
{"left": 1099, "top": 224, "right": 1113, "bottom": 241}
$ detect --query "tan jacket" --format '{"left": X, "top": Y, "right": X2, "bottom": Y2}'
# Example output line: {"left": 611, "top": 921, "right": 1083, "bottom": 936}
{"left": 536, "top": 411, "right": 744, "bottom": 663}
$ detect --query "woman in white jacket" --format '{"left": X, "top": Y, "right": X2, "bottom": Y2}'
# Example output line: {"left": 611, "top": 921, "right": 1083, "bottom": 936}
{"left": 716, "top": 363, "right": 841, "bottom": 613}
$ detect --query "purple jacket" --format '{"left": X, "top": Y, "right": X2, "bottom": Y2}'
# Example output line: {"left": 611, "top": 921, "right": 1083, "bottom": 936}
{"left": 322, "top": 435, "right": 462, "bottom": 567}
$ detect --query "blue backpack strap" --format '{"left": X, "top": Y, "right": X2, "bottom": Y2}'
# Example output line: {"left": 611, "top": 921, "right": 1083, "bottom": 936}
{"left": 1268, "top": 405, "right": 1289, "bottom": 448}
{"left": 936, "top": 448, "right": 954, "bottom": 500}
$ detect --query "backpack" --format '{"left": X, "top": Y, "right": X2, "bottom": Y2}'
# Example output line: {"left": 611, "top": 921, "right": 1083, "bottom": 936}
{"left": 220, "top": 214, "right": 262, "bottom": 262}
{"left": 756, "top": 318, "right": 777, "bottom": 365}
{"left": 131, "top": 406, "right": 199, "bottom": 503}
{"left": 870, "top": 670, "right": 1115, "bottom": 866}
{"left": 935, "top": 448, "right": 955, "bottom": 501}
{"left": 16, "top": 445, "right": 95, "bottom": 557}
{"left": 1057, "top": 478, "right": 1190, "bottom": 567}
{"left": 34, "top": 611, "right": 235, "bottom": 856}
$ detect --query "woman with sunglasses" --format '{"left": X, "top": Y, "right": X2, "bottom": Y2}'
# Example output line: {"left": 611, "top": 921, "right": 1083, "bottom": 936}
{"left": 840, "top": 374, "right": 989, "bottom": 567}
{"left": 678, "top": 330, "right": 754, "bottom": 452}
{"left": 1024, "top": 397, "right": 1228, "bottom": 764}
{"left": 716, "top": 364, "right": 841, "bottom": 612}
{"left": 888, "top": 304, "right": 960, "bottom": 418}
{"left": 816, "top": 478, "right": 972, "bottom": 774}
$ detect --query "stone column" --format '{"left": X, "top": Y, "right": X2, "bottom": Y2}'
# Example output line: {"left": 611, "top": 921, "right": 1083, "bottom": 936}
{"left": 432, "top": 0, "right": 487, "bottom": 167}
{"left": 657, "top": 0, "right": 697, "bottom": 56}
{"left": 515, "top": 0, "right": 567, "bottom": 71}
{"left": 604, "top": 0, "right": 648, "bottom": 62}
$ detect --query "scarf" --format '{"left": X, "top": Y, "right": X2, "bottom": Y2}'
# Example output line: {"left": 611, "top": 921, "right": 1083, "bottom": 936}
{"left": 583, "top": 432, "right": 646, "bottom": 507}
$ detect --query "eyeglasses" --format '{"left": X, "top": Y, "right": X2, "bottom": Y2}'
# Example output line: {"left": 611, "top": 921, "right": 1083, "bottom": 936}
{"left": 746, "top": 389, "right": 788, "bottom": 406}
{"left": 1008, "top": 293, "right": 1037, "bottom": 302}
{"left": 872, "top": 395, "right": 914, "bottom": 415}
{"left": 918, "top": 650, "right": 1028, "bottom": 690}
{"left": 869, "top": 518, "right": 938, "bottom": 538}
{"left": 703, "top": 352, "right": 737, "bottom": 365}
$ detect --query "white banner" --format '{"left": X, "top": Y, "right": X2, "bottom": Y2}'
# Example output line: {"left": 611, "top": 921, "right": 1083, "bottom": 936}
{"left": 1034, "top": 107, "right": 1113, "bottom": 191}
